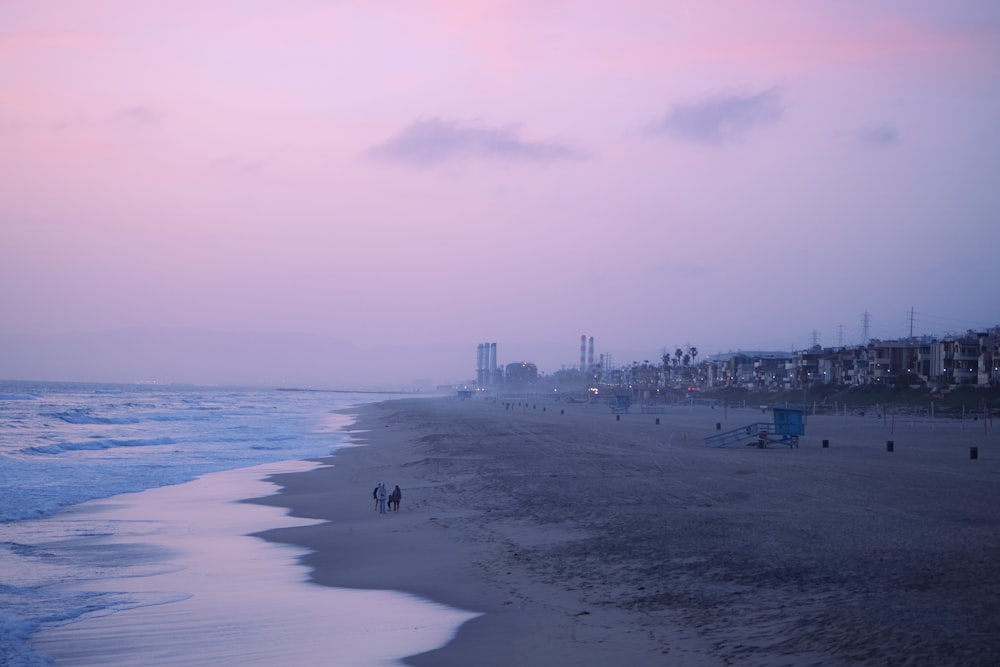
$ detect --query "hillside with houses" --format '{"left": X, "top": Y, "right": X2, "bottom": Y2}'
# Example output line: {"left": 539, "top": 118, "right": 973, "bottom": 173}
{"left": 506, "top": 328, "right": 1000, "bottom": 415}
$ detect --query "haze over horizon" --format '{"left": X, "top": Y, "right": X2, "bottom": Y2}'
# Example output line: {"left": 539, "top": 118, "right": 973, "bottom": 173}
{"left": 2, "top": 2, "right": 998, "bottom": 387}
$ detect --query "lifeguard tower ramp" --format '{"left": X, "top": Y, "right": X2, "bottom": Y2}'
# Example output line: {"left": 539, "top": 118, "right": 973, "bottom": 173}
{"left": 704, "top": 406, "right": 804, "bottom": 448}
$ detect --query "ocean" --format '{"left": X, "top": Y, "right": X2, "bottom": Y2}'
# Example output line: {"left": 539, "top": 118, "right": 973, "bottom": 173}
{"left": 0, "top": 381, "right": 473, "bottom": 666}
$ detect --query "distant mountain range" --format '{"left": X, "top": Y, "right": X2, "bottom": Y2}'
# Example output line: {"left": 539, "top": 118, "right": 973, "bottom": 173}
{"left": 0, "top": 329, "right": 457, "bottom": 389}
{"left": 0, "top": 328, "right": 593, "bottom": 389}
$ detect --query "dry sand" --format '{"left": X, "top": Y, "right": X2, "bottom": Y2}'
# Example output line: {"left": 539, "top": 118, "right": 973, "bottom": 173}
{"left": 251, "top": 395, "right": 1000, "bottom": 666}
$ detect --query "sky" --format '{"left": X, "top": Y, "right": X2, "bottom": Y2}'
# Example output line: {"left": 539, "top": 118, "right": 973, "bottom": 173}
{"left": 2, "top": 1, "right": 999, "bottom": 386}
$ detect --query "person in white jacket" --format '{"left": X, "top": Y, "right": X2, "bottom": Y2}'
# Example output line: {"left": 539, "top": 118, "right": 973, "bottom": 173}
{"left": 377, "top": 483, "right": 387, "bottom": 514}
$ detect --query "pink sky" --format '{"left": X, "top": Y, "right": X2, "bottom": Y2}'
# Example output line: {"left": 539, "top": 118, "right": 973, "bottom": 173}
{"left": 2, "top": 2, "right": 998, "bottom": 385}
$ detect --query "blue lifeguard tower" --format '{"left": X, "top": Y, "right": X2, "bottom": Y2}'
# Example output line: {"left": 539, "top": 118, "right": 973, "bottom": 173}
{"left": 704, "top": 406, "right": 805, "bottom": 448}
{"left": 612, "top": 394, "right": 631, "bottom": 414}
{"left": 771, "top": 407, "right": 805, "bottom": 444}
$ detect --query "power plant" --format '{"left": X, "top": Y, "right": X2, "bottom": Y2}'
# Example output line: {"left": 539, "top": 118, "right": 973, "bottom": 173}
{"left": 476, "top": 336, "right": 596, "bottom": 387}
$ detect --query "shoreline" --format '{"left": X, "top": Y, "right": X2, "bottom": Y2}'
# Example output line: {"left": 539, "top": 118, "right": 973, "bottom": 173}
{"left": 28, "top": 459, "right": 474, "bottom": 666}
{"left": 252, "top": 395, "right": 1000, "bottom": 666}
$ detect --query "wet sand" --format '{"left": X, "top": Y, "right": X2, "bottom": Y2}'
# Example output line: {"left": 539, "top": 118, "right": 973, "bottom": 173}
{"left": 30, "top": 460, "right": 475, "bottom": 666}
{"left": 253, "top": 395, "right": 1000, "bottom": 666}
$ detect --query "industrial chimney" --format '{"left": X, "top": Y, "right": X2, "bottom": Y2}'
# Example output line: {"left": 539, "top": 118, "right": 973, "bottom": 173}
{"left": 476, "top": 344, "right": 485, "bottom": 386}
{"left": 588, "top": 337, "right": 594, "bottom": 370}
{"left": 489, "top": 343, "right": 497, "bottom": 384}
{"left": 580, "top": 335, "right": 587, "bottom": 372}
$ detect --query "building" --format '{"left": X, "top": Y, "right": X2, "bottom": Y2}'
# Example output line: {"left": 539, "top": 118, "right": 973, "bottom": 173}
{"left": 505, "top": 361, "right": 538, "bottom": 385}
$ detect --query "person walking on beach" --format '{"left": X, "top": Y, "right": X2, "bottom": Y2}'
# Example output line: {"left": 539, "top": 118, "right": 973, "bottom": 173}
{"left": 377, "top": 483, "right": 387, "bottom": 514}
{"left": 391, "top": 485, "right": 402, "bottom": 511}
{"left": 373, "top": 485, "right": 379, "bottom": 511}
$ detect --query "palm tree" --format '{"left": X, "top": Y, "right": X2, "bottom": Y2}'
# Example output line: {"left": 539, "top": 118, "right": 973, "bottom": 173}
{"left": 689, "top": 347, "right": 698, "bottom": 365}
{"left": 674, "top": 348, "right": 683, "bottom": 367}
{"left": 662, "top": 353, "right": 673, "bottom": 388}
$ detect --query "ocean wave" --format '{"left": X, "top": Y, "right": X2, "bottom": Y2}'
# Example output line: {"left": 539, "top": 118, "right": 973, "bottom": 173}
{"left": 148, "top": 412, "right": 216, "bottom": 422}
{"left": 44, "top": 409, "right": 139, "bottom": 425}
{"left": 0, "top": 394, "right": 39, "bottom": 401}
{"left": 0, "top": 612, "right": 50, "bottom": 667}
{"left": 26, "top": 438, "right": 176, "bottom": 455}
{"left": 0, "top": 587, "right": 187, "bottom": 667}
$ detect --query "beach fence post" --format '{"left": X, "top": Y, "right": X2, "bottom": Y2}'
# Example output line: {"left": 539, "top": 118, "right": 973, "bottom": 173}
{"left": 616, "top": 414, "right": 620, "bottom": 421}
{"left": 887, "top": 440, "right": 894, "bottom": 453}
{"left": 655, "top": 418, "right": 660, "bottom": 425}
{"left": 716, "top": 422, "right": 721, "bottom": 430}
{"left": 822, "top": 439, "right": 829, "bottom": 448}
{"left": 970, "top": 446, "right": 978, "bottom": 460}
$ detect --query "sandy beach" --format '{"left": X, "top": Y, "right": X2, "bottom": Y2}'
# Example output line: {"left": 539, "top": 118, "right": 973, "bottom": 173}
{"left": 251, "top": 395, "right": 1000, "bottom": 666}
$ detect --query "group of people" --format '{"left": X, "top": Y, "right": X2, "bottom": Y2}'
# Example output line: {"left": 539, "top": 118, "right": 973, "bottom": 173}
{"left": 373, "top": 482, "right": 401, "bottom": 514}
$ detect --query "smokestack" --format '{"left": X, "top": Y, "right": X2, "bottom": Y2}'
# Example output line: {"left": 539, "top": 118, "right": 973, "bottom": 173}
{"left": 580, "top": 335, "right": 586, "bottom": 372}
{"left": 483, "top": 342, "right": 490, "bottom": 385}
{"left": 588, "top": 337, "right": 594, "bottom": 369}
{"left": 489, "top": 343, "right": 497, "bottom": 383}
{"left": 476, "top": 344, "right": 485, "bottom": 385}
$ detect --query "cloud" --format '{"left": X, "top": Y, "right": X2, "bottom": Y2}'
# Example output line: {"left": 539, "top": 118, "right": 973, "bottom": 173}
{"left": 117, "top": 106, "right": 161, "bottom": 125}
{"left": 213, "top": 156, "right": 264, "bottom": 178}
{"left": 858, "top": 123, "right": 899, "bottom": 147}
{"left": 367, "top": 117, "right": 582, "bottom": 165}
{"left": 649, "top": 88, "right": 783, "bottom": 144}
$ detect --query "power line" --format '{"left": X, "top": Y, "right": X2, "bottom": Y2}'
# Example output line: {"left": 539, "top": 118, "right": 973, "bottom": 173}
{"left": 910, "top": 310, "right": 998, "bottom": 336}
